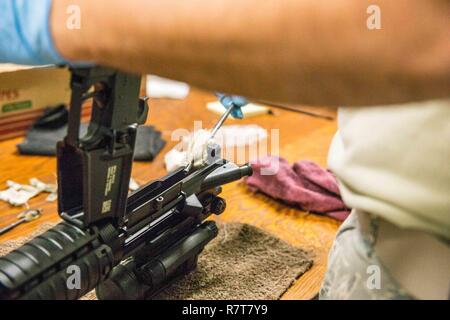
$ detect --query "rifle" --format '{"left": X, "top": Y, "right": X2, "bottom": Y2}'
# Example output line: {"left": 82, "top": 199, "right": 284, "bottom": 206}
{"left": 0, "top": 67, "right": 252, "bottom": 300}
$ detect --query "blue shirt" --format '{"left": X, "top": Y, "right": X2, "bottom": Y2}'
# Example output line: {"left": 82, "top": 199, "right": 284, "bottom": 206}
{"left": 0, "top": 0, "right": 66, "bottom": 65}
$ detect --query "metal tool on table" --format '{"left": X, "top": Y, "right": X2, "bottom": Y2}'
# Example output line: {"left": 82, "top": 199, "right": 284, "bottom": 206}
{"left": 0, "top": 209, "right": 42, "bottom": 236}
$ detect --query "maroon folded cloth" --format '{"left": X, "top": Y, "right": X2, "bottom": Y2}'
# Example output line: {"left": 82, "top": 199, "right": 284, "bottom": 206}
{"left": 246, "top": 156, "right": 350, "bottom": 221}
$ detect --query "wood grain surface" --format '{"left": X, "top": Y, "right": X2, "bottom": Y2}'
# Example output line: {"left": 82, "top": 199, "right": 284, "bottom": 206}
{"left": 0, "top": 87, "right": 341, "bottom": 300}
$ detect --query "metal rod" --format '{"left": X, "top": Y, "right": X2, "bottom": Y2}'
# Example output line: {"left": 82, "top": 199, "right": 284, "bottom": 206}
{"left": 256, "top": 100, "right": 335, "bottom": 120}
{"left": 210, "top": 105, "right": 235, "bottom": 139}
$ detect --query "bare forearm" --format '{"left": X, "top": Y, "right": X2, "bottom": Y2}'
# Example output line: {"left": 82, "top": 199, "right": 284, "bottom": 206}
{"left": 51, "top": 0, "right": 450, "bottom": 106}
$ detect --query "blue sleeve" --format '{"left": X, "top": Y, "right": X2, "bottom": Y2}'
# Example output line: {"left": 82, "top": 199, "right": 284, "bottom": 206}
{"left": 0, "top": 0, "right": 66, "bottom": 65}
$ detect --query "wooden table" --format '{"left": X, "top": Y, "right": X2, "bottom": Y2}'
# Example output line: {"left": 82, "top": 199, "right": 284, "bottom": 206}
{"left": 0, "top": 88, "right": 340, "bottom": 300}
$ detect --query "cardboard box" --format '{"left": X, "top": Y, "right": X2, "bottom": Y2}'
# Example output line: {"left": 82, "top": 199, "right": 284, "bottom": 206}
{"left": 0, "top": 64, "right": 71, "bottom": 118}
{"left": 0, "top": 64, "right": 71, "bottom": 140}
{"left": 0, "top": 64, "right": 147, "bottom": 141}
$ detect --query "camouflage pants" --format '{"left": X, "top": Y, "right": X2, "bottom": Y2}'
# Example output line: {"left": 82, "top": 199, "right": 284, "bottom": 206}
{"left": 319, "top": 211, "right": 413, "bottom": 300}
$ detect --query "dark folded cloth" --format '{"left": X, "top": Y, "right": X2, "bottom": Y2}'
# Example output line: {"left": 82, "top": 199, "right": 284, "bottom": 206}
{"left": 133, "top": 125, "right": 166, "bottom": 161}
{"left": 17, "top": 105, "right": 166, "bottom": 161}
{"left": 246, "top": 156, "right": 350, "bottom": 221}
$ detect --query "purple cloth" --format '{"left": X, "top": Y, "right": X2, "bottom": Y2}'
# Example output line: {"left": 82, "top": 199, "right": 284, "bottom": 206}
{"left": 246, "top": 156, "right": 350, "bottom": 221}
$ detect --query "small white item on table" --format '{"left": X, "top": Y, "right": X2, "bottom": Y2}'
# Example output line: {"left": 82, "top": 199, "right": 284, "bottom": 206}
{"left": 207, "top": 101, "right": 270, "bottom": 118}
{"left": 0, "top": 178, "right": 57, "bottom": 206}
{"left": 146, "top": 75, "right": 190, "bottom": 100}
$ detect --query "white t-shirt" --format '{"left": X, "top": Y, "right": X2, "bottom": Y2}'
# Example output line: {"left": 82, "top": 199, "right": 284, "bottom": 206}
{"left": 328, "top": 99, "right": 450, "bottom": 240}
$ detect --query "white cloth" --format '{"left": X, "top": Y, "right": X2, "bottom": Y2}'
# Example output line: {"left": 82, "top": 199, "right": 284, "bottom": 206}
{"left": 328, "top": 99, "right": 450, "bottom": 240}
{"left": 164, "top": 125, "right": 268, "bottom": 172}
{"left": 146, "top": 75, "right": 190, "bottom": 100}
{"left": 214, "top": 125, "right": 267, "bottom": 148}
{"left": 164, "top": 129, "right": 215, "bottom": 172}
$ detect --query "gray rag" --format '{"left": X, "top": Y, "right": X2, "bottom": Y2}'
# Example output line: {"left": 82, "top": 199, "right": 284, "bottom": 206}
{"left": 16, "top": 106, "right": 165, "bottom": 161}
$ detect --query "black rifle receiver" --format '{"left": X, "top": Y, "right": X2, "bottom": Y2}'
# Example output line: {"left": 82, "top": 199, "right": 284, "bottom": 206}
{"left": 0, "top": 67, "right": 252, "bottom": 300}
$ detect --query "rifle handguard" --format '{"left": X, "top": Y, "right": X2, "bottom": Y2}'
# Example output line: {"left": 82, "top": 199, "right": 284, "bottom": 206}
{"left": 0, "top": 222, "right": 119, "bottom": 300}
